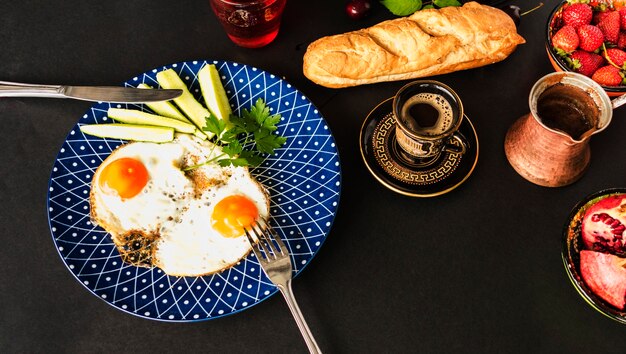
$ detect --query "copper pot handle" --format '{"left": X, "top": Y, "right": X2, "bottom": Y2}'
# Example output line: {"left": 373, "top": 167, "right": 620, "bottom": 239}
{"left": 612, "top": 94, "right": 626, "bottom": 109}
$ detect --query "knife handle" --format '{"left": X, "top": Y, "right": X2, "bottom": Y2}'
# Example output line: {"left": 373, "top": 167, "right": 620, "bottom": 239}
{"left": 0, "top": 81, "right": 66, "bottom": 98}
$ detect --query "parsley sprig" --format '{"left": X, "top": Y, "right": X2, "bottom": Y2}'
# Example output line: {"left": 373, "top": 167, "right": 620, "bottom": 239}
{"left": 183, "top": 98, "right": 287, "bottom": 170}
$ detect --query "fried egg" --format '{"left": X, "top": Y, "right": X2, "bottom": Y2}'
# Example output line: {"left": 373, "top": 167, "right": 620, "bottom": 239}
{"left": 90, "top": 134, "right": 269, "bottom": 276}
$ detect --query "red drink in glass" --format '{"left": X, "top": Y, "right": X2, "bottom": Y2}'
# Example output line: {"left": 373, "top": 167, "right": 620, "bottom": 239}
{"left": 210, "top": 0, "right": 287, "bottom": 48}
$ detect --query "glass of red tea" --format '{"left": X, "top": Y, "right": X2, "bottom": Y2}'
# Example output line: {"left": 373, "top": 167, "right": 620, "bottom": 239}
{"left": 209, "top": 0, "right": 287, "bottom": 48}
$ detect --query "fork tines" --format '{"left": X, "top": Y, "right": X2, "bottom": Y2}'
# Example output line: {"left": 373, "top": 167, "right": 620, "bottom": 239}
{"left": 244, "top": 218, "right": 288, "bottom": 260}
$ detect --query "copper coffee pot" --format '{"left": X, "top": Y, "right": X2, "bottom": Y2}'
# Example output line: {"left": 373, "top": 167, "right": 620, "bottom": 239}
{"left": 504, "top": 72, "right": 620, "bottom": 187}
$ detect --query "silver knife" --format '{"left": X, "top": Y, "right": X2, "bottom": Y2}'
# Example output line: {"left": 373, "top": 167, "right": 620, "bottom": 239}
{"left": 0, "top": 81, "right": 182, "bottom": 103}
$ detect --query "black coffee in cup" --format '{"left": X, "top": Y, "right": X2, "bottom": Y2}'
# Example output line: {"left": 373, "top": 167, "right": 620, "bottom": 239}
{"left": 393, "top": 80, "right": 467, "bottom": 159}
{"left": 400, "top": 93, "right": 454, "bottom": 137}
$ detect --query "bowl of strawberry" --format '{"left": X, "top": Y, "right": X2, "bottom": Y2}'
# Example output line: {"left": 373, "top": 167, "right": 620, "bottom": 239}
{"left": 563, "top": 188, "right": 626, "bottom": 323}
{"left": 547, "top": 0, "right": 626, "bottom": 96}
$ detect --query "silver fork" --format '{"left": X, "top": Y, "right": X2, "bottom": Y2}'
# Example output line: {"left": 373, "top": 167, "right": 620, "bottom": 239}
{"left": 245, "top": 218, "right": 322, "bottom": 354}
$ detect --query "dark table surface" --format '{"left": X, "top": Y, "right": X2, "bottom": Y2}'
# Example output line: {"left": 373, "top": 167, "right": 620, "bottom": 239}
{"left": 3, "top": 0, "right": 626, "bottom": 352}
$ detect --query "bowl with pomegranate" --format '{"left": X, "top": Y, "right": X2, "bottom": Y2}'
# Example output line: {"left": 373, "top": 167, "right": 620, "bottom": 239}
{"left": 563, "top": 188, "right": 626, "bottom": 323}
{"left": 547, "top": 0, "right": 626, "bottom": 96}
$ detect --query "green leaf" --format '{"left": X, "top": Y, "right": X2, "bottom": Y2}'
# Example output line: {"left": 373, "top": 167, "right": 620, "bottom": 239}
{"left": 380, "top": 0, "right": 422, "bottom": 16}
{"left": 250, "top": 98, "right": 271, "bottom": 124}
{"left": 242, "top": 98, "right": 282, "bottom": 132}
{"left": 423, "top": 4, "right": 434, "bottom": 9}
{"left": 240, "top": 107, "right": 261, "bottom": 133}
{"left": 261, "top": 112, "right": 281, "bottom": 131}
{"left": 433, "top": 0, "right": 461, "bottom": 7}
{"left": 255, "top": 129, "right": 287, "bottom": 155}
{"left": 186, "top": 98, "right": 287, "bottom": 170}
{"left": 222, "top": 140, "right": 243, "bottom": 157}
{"left": 218, "top": 157, "right": 250, "bottom": 167}
{"left": 228, "top": 112, "right": 246, "bottom": 129}
{"left": 239, "top": 150, "right": 264, "bottom": 167}
{"left": 220, "top": 128, "right": 241, "bottom": 144}
{"left": 203, "top": 113, "right": 225, "bottom": 137}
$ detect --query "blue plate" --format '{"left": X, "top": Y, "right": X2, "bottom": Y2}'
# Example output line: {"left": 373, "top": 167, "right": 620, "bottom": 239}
{"left": 46, "top": 60, "right": 341, "bottom": 322}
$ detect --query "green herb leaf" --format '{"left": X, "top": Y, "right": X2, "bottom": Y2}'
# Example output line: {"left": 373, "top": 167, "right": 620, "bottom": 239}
{"left": 218, "top": 157, "right": 250, "bottom": 167}
{"left": 422, "top": 4, "right": 435, "bottom": 9}
{"left": 203, "top": 113, "right": 226, "bottom": 137}
{"left": 220, "top": 128, "right": 241, "bottom": 144}
{"left": 187, "top": 98, "right": 287, "bottom": 170}
{"left": 239, "top": 150, "right": 264, "bottom": 167}
{"left": 380, "top": 0, "right": 422, "bottom": 16}
{"left": 240, "top": 103, "right": 263, "bottom": 133}
{"left": 222, "top": 140, "right": 243, "bottom": 157}
{"left": 254, "top": 129, "right": 288, "bottom": 155}
{"left": 433, "top": 0, "right": 461, "bottom": 7}
{"left": 242, "top": 98, "right": 281, "bottom": 132}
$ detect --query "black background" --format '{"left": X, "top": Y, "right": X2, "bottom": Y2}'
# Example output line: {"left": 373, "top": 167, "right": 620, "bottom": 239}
{"left": 2, "top": 0, "right": 626, "bottom": 352}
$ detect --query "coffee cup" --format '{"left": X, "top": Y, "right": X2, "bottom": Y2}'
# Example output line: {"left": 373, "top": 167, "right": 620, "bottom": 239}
{"left": 393, "top": 80, "right": 467, "bottom": 159}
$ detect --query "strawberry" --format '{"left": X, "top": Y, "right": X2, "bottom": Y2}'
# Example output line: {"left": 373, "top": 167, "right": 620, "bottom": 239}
{"left": 604, "top": 48, "right": 626, "bottom": 68}
{"left": 618, "top": 31, "right": 626, "bottom": 48}
{"left": 594, "top": 10, "right": 612, "bottom": 25}
{"left": 598, "top": 10, "right": 621, "bottom": 43}
{"left": 552, "top": 25, "right": 579, "bottom": 53}
{"left": 577, "top": 24, "right": 605, "bottom": 51}
{"left": 620, "top": 7, "right": 626, "bottom": 29}
{"left": 563, "top": 3, "right": 593, "bottom": 28}
{"left": 591, "top": 65, "right": 624, "bottom": 86}
{"left": 570, "top": 50, "right": 605, "bottom": 76}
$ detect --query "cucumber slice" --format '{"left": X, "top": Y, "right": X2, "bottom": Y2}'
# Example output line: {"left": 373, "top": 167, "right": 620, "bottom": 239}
{"left": 192, "top": 130, "right": 208, "bottom": 140}
{"left": 108, "top": 108, "right": 197, "bottom": 133}
{"left": 80, "top": 124, "right": 174, "bottom": 143}
{"left": 156, "top": 69, "right": 212, "bottom": 137}
{"left": 198, "top": 64, "right": 232, "bottom": 123}
{"left": 137, "top": 83, "right": 188, "bottom": 122}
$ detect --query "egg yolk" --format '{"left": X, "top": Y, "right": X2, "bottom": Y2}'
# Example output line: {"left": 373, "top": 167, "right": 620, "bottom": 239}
{"left": 99, "top": 157, "right": 149, "bottom": 199}
{"left": 211, "top": 195, "right": 259, "bottom": 238}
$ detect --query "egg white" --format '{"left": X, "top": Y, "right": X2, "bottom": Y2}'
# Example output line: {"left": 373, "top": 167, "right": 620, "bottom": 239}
{"left": 90, "top": 134, "right": 270, "bottom": 276}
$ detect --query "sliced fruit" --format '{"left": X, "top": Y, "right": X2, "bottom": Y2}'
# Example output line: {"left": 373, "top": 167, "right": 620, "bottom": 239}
{"left": 137, "top": 83, "right": 187, "bottom": 121}
{"left": 582, "top": 193, "right": 626, "bottom": 254}
{"left": 156, "top": 69, "right": 212, "bottom": 137}
{"left": 80, "top": 124, "right": 174, "bottom": 143}
{"left": 107, "top": 108, "right": 197, "bottom": 133}
{"left": 580, "top": 250, "right": 626, "bottom": 309}
{"left": 198, "top": 64, "right": 232, "bottom": 124}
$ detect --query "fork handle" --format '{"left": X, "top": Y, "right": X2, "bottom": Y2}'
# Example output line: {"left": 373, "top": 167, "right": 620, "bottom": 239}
{"left": 277, "top": 280, "right": 322, "bottom": 354}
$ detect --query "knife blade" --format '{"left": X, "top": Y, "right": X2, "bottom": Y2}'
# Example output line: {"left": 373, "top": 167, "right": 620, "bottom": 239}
{"left": 0, "top": 81, "right": 182, "bottom": 103}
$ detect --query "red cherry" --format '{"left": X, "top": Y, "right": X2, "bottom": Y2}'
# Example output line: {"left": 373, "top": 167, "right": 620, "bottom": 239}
{"left": 345, "top": 0, "right": 372, "bottom": 20}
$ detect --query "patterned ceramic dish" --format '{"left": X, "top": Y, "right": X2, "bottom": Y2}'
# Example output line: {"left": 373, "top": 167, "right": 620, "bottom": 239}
{"left": 562, "top": 188, "right": 626, "bottom": 324}
{"left": 47, "top": 60, "right": 341, "bottom": 322}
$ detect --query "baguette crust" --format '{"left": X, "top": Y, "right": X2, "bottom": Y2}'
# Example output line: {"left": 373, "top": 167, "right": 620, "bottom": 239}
{"left": 303, "top": 2, "right": 525, "bottom": 88}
